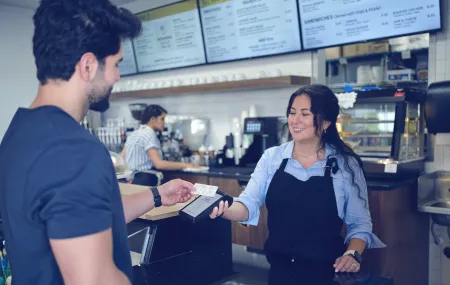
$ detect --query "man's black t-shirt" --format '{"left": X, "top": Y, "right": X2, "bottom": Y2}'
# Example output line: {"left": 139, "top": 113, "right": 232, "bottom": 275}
{"left": 0, "top": 106, "right": 132, "bottom": 284}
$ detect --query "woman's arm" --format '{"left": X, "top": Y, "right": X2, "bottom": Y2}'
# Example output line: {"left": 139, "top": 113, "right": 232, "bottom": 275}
{"left": 210, "top": 200, "right": 249, "bottom": 222}
{"left": 346, "top": 238, "right": 366, "bottom": 254}
{"left": 147, "top": 148, "right": 193, "bottom": 170}
{"left": 210, "top": 148, "right": 273, "bottom": 224}
{"left": 342, "top": 159, "right": 385, "bottom": 250}
{"left": 334, "top": 157, "right": 386, "bottom": 272}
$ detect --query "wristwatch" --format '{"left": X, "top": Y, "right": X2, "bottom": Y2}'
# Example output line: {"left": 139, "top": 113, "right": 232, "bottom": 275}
{"left": 150, "top": 186, "right": 162, "bottom": 208}
{"left": 343, "top": 250, "right": 362, "bottom": 263}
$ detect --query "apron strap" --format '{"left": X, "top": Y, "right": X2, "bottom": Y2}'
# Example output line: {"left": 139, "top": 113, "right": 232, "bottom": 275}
{"left": 324, "top": 157, "right": 339, "bottom": 177}
{"left": 279, "top": 158, "right": 289, "bottom": 171}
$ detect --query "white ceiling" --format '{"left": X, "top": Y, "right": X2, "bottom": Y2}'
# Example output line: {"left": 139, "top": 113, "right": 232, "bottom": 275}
{"left": 0, "top": 0, "right": 139, "bottom": 10}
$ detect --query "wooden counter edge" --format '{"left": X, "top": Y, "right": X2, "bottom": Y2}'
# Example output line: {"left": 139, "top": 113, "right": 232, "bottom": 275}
{"left": 118, "top": 183, "right": 193, "bottom": 221}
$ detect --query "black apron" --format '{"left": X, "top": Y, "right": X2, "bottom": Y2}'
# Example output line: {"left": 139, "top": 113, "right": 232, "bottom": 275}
{"left": 265, "top": 157, "right": 345, "bottom": 285}
{"left": 131, "top": 172, "right": 159, "bottom": 186}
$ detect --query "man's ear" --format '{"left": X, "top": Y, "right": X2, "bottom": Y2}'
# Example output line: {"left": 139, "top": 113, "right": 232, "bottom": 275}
{"left": 78, "top": 52, "right": 99, "bottom": 82}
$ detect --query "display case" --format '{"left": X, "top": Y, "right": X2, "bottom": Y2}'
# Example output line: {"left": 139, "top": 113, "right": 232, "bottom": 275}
{"left": 336, "top": 88, "right": 426, "bottom": 176}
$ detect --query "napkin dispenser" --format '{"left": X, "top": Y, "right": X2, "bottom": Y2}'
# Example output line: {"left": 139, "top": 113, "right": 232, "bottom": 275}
{"left": 425, "top": 81, "right": 450, "bottom": 134}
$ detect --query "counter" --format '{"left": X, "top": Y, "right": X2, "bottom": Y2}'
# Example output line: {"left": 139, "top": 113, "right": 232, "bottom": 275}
{"left": 120, "top": 183, "right": 234, "bottom": 285}
{"left": 120, "top": 183, "right": 193, "bottom": 221}
{"left": 159, "top": 168, "right": 428, "bottom": 285}
{"left": 163, "top": 166, "right": 417, "bottom": 191}
{"left": 119, "top": 184, "right": 394, "bottom": 285}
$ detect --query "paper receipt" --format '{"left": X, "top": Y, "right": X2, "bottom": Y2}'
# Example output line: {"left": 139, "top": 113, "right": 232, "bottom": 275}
{"left": 192, "top": 183, "right": 218, "bottom": 197}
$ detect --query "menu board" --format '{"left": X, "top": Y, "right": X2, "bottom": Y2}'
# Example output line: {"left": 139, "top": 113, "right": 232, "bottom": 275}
{"left": 299, "top": 0, "right": 441, "bottom": 50}
{"left": 119, "top": 39, "right": 138, "bottom": 76}
{"left": 133, "top": 0, "right": 206, "bottom": 73}
{"left": 199, "top": 0, "right": 301, "bottom": 63}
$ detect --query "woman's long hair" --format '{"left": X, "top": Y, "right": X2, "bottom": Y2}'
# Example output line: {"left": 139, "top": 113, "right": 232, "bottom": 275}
{"left": 286, "top": 84, "right": 367, "bottom": 206}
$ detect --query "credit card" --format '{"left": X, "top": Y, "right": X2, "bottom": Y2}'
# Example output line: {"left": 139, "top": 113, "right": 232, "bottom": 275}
{"left": 192, "top": 183, "right": 218, "bottom": 197}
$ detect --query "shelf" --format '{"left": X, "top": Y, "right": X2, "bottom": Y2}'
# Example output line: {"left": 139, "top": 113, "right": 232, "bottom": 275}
{"left": 343, "top": 134, "right": 393, "bottom": 138}
{"left": 110, "top": 76, "right": 311, "bottom": 100}
{"left": 326, "top": 48, "right": 428, "bottom": 64}
{"left": 346, "top": 120, "right": 395, "bottom": 124}
{"left": 358, "top": 146, "right": 391, "bottom": 152}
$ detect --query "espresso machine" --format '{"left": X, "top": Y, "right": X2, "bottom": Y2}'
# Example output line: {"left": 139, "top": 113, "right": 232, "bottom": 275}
{"left": 239, "top": 117, "right": 289, "bottom": 167}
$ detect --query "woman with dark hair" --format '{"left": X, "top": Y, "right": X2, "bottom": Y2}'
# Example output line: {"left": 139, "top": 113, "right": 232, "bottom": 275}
{"left": 123, "top": 104, "right": 197, "bottom": 186}
{"left": 210, "top": 85, "right": 385, "bottom": 284}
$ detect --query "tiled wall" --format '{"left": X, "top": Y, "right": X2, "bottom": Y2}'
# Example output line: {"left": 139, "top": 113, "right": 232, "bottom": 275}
{"left": 104, "top": 51, "right": 314, "bottom": 149}
{"left": 426, "top": 1, "right": 450, "bottom": 284}
{"left": 107, "top": 86, "right": 299, "bottom": 149}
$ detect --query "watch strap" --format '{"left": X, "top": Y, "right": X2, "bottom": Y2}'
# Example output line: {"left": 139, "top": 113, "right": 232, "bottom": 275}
{"left": 343, "top": 250, "right": 356, "bottom": 256}
{"left": 343, "top": 250, "right": 362, "bottom": 263}
{"left": 150, "top": 186, "right": 162, "bottom": 208}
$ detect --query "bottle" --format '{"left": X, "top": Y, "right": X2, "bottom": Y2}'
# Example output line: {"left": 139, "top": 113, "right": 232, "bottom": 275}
{"left": 2, "top": 245, "right": 10, "bottom": 280}
{"left": 198, "top": 145, "right": 207, "bottom": 166}
{"left": 82, "top": 116, "right": 89, "bottom": 129}
{"left": 207, "top": 145, "right": 215, "bottom": 161}
{"left": 0, "top": 251, "right": 5, "bottom": 285}
{"left": 232, "top": 117, "right": 242, "bottom": 166}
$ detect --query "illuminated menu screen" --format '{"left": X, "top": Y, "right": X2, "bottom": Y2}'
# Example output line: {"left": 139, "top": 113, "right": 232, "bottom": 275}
{"left": 199, "top": 0, "right": 302, "bottom": 63}
{"left": 133, "top": 0, "right": 206, "bottom": 72}
{"left": 119, "top": 39, "right": 138, "bottom": 76}
{"left": 298, "top": 0, "right": 441, "bottom": 50}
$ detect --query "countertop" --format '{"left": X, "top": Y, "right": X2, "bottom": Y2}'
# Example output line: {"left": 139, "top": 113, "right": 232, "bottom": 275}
{"left": 164, "top": 166, "right": 417, "bottom": 191}
{"left": 119, "top": 183, "right": 194, "bottom": 221}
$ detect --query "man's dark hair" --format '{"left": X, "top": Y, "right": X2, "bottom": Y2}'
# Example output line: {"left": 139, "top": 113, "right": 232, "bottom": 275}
{"left": 33, "top": 0, "right": 142, "bottom": 85}
{"left": 141, "top": 105, "right": 168, "bottom": 124}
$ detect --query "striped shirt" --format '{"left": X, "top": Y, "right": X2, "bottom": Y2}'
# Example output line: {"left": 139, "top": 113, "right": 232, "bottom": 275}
{"left": 124, "top": 125, "right": 162, "bottom": 172}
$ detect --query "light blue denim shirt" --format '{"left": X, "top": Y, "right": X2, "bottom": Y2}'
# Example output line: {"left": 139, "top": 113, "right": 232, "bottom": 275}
{"left": 235, "top": 141, "right": 386, "bottom": 249}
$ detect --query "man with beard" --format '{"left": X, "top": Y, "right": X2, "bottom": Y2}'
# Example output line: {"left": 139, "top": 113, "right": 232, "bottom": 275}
{"left": 0, "top": 1, "right": 195, "bottom": 285}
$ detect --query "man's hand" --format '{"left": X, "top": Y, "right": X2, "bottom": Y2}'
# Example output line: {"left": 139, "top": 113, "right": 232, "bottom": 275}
{"left": 158, "top": 179, "right": 195, "bottom": 206}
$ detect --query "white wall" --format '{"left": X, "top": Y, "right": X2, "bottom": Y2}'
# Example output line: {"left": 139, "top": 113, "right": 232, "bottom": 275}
{"left": 426, "top": 0, "right": 450, "bottom": 284}
{"left": 106, "top": 2, "right": 314, "bottom": 150}
{"left": 0, "top": 5, "right": 37, "bottom": 138}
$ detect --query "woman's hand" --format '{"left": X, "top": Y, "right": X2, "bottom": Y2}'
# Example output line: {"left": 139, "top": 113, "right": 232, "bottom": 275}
{"left": 184, "top": 163, "right": 201, "bottom": 169}
{"left": 334, "top": 254, "right": 360, "bottom": 273}
{"left": 209, "top": 200, "right": 229, "bottom": 219}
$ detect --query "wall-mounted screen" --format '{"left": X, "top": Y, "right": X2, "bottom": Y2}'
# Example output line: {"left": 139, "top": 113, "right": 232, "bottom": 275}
{"left": 199, "top": 0, "right": 302, "bottom": 63}
{"left": 298, "top": 0, "right": 441, "bottom": 50}
{"left": 133, "top": 0, "right": 206, "bottom": 73}
{"left": 119, "top": 39, "right": 138, "bottom": 76}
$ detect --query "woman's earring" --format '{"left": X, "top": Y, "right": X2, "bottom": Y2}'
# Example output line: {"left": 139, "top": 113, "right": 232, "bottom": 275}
{"left": 324, "top": 128, "right": 327, "bottom": 135}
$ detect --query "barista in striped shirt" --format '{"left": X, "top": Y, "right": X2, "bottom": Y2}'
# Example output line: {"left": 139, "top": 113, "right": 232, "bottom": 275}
{"left": 123, "top": 105, "right": 197, "bottom": 186}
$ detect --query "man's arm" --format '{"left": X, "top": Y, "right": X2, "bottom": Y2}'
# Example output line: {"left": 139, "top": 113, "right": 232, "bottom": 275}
{"left": 122, "top": 190, "right": 155, "bottom": 223}
{"left": 50, "top": 229, "right": 131, "bottom": 285}
{"left": 122, "top": 179, "right": 195, "bottom": 223}
{"left": 28, "top": 141, "right": 131, "bottom": 283}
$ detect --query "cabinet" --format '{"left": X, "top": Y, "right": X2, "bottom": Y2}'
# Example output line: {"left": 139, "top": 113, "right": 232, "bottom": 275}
{"left": 209, "top": 177, "right": 268, "bottom": 250}
{"left": 162, "top": 172, "right": 268, "bottom": 250}
{"left": 162, "top": 172, "right": 208, "bottom": 185}
{"left": 161, "top": 172, "right": 428, "bottom": 285}
{"left": 364, "top": 183, "right": 429, "bottom": 285}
